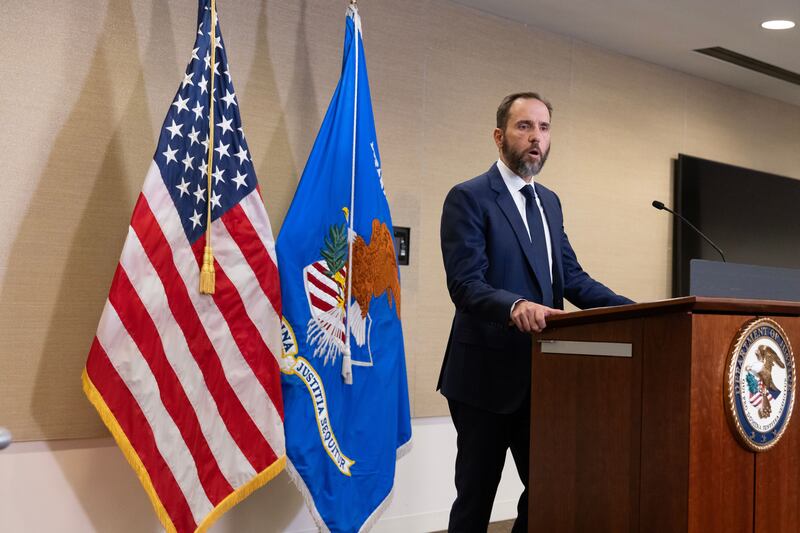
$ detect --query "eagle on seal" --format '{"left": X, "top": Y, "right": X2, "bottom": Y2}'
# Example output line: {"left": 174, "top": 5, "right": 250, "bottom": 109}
{"left": 751, "top": 345, "right": 786, "bottom": 418}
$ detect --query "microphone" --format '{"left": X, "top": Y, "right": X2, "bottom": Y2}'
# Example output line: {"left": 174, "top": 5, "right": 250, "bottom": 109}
{"left": 0, "top": 427, "right": 11, "bottom": 450}
{"left": 652, "top": 200, "right": 726, "bottom": 262}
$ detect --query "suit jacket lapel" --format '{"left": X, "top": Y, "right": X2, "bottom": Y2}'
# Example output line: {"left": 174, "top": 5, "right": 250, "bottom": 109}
{"left": 489, "top": 165, "right": 550, "bottom": 297}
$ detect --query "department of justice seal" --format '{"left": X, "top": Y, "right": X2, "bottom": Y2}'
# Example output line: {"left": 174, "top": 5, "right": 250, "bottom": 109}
{"left": 725, "top": 318, "right": 795, "bottom": 452}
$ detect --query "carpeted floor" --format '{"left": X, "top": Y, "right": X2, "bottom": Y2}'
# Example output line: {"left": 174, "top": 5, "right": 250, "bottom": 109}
{"left": 432, "top": 519, "right": 514, "bottom": 532}
{"left": 487, "top": 520, "right": 514, "bottom": 532}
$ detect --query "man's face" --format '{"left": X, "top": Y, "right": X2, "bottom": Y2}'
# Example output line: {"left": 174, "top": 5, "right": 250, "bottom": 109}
{"left": 494, "top": 98, "right": 551, "bottom": 179}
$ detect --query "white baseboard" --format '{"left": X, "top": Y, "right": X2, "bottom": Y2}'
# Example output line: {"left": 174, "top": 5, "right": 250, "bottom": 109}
{"left": 370, "top": 498, "right": 519, "bottom": 533}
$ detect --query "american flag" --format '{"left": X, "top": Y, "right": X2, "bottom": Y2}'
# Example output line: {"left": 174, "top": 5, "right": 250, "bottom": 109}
{"left": 82, "top": 2, "right": 285, "bottom": 532}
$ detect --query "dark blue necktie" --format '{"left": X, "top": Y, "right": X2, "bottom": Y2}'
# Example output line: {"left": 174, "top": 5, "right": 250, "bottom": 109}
{"left": 520, "top": 184, "right": 553, "bottom": 307}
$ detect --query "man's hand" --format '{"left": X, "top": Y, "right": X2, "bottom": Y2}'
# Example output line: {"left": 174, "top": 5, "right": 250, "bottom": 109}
{"left": 511, "top": 300, "right": 564, "bottom": 333}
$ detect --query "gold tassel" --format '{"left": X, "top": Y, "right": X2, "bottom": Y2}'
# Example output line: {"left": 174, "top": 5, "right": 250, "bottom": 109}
{"left": 200, "top": 245, "right": 215, "bottom": 294}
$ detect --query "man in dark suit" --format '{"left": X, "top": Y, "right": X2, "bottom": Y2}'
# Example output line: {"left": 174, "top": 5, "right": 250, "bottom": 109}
{"left": 438, "top": 92, "right": 633, "bottom": 532}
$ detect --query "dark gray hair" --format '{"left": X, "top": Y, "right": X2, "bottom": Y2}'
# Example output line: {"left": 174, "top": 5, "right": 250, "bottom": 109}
{"left": 496, "top": 92, "right": 553, "bottom": 129}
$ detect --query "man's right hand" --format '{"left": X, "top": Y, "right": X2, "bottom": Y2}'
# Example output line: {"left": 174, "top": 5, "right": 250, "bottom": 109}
{"left": 511, "top": 300, "right": 564, "bottom": 333}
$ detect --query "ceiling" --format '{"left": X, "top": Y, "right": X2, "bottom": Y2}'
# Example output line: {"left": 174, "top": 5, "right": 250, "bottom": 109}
{"left": 451, "top": 0, "right": 800, "bottom": 107}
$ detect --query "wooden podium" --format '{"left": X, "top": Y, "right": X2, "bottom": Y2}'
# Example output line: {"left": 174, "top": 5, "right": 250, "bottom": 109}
{"left": 529, "top": 297, "right": 800, "bottom": 533}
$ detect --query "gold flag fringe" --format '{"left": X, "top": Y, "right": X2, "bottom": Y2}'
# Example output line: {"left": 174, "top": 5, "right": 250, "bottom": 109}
{"left": 82, "top": 369, "right": 178, "bottom": 533}
{"left": 82, "top": 369, "right": 286, "bottom": 532}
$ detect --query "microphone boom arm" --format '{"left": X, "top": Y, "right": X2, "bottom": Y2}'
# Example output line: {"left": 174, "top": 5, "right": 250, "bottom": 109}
{"left": 652, "top": 200, "right": 727, "bottom": 262}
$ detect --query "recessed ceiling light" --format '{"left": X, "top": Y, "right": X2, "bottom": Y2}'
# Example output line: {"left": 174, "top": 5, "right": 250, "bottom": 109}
{"left": 761, "top": 20, "right": 796, "bottom": 30}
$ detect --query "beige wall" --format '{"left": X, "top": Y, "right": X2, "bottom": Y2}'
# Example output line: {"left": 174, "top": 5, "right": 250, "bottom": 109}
{"left": 2, "top": 0, "right": 799, "bottom": 440}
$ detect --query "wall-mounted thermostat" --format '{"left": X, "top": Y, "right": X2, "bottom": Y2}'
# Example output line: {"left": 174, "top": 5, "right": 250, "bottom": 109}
{"left": 393, "top": 226, "right": 410, "bottom": 266}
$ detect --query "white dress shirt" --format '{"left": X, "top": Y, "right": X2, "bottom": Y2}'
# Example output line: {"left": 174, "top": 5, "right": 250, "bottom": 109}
{"left": 496, "top": 159, "right": 553, "bottom": 280}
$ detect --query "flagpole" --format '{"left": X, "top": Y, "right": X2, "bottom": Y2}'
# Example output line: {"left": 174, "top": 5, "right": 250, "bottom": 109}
{"left": 342, "top": 1, "right": 360, "bottom": 385}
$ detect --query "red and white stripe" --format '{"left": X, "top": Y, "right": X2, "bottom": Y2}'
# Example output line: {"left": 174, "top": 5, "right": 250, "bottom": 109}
{"left": 749, "top": 391, "right": 763, "bottom": 407}
{"left": 85, "top": 161, "right": 284, "bottom": 532}
{"left": 304, "top": 261, "right": 346, "bottom": 341}
{"left": 749, "top": 386, "right": 772, "bottom": 407}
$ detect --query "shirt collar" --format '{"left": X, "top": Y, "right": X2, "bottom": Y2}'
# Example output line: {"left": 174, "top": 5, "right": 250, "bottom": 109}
{"left": 497, "top": 158, "right": 537, "bottom": 197}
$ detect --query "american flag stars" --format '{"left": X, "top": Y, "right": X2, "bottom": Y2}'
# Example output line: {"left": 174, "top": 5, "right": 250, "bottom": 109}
{"left": 221, "top": 89, "right": 237, "bottom": 108}
{"left": 182, "top": 153, "right": 194, "bottom": 172}
{"left": 172, "top": 94, "right": 190, "bottom": 113}
{"left": 166, "top": 119, "right": 183, "bottom": 139}
{"left": 235, "top": 146, "right": 249, "bottom": 164}
{"left": 191, "top": 101, "right": 204, "bottom": 121}
{"left": 232, "top": 170, "right": 248, "bottom": 190}
{"left": 214, "top": 141, "right": 230, "bottom": 159}
{"left": 176, "top": 177, "right": 190, "bottom": 198}
{"left": 162, "top": 145, "right": 178, "bottom": 164}
{"left": 155, "top": 15, "right": 255, "bottom": 244}
{"left": 218, "top": 116, "right": 233, "bottom": 135}
{"left": 212, "top": 167, "right": 225, "bottom": 185}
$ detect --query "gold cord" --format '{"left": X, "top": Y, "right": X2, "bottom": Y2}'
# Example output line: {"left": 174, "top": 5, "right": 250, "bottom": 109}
{"left": 199, "top": 0, "right": 217, "bottom": 294}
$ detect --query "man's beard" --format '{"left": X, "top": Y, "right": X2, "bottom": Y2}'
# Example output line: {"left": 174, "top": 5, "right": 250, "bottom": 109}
{"left": 502, "top": 138, "right": 549, "bottom": 178}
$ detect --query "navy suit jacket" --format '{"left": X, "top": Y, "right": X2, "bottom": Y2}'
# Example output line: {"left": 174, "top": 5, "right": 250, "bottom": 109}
{"left": 438, "top": 164, "right": 633, "bottom": 413}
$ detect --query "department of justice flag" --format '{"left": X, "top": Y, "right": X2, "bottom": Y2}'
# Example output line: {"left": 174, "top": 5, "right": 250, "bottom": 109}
{"left": 276, "top": 5, "right": 412, "bottom": 532}
{"left": 82, "top": 2, "right": 285, "bottom": 531}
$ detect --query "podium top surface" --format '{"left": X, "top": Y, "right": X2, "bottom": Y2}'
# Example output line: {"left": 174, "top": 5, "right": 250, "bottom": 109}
{"left": 545, "top": 296, "right": 800, "bottom": 329}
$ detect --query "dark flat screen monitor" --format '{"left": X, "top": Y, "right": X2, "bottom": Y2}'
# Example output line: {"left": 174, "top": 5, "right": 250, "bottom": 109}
{"left": 673, "top": 154, "right": 800, "bottom": 297}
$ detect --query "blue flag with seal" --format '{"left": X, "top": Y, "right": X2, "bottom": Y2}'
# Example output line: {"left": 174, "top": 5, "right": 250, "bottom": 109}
{"left": 275, "top": 4, "right": 412, "bottom": 532}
